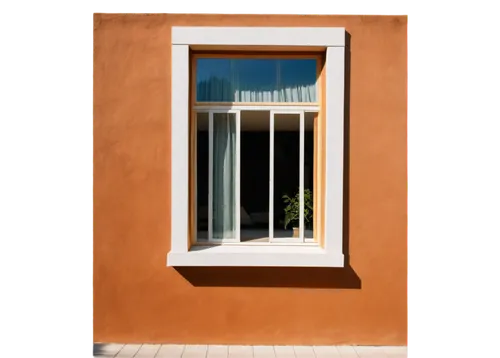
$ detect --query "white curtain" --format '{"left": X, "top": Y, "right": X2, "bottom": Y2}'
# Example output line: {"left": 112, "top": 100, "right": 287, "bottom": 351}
{"left": 197, "top": 59, "right": 317, "bottom": 102}
{"left": 212, "top": 113, "right": 236, "bottom": 239}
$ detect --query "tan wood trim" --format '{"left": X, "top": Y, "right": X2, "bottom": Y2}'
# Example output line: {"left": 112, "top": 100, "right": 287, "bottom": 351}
{"left": 310, "top": 54, "right": 326, "bottom": 247}
{"left": 312, "top": 53, "right": 323, "bottom": 244}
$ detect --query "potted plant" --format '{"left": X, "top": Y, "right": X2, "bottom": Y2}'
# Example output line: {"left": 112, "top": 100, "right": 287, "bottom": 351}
{"left": 282, "top": 188, "right": 313, "bottom": 237}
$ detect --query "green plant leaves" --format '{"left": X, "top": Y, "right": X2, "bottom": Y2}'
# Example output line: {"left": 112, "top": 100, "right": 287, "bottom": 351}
{"left": 282, "top": 188, "right": 313, "bottom": 229}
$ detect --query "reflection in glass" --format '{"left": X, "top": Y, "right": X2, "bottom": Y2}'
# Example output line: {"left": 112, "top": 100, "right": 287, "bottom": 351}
{"left": 196, "top": 58, "right": 317, "bottom": 103}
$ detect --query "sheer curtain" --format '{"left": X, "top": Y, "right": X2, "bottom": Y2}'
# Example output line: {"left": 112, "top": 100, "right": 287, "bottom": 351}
{"left": 197, "top": 58, "right": 317, "bottom": 103}
{"left": 212, "top": 113, "right": 236, "bottom": 239}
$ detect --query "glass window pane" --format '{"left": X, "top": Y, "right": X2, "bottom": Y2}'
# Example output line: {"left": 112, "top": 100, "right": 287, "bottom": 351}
{"left": 273, "top": 113, "right": 300, "bottom": 240}
{"left": 196, "top": 58, "right": 317, "bottom": 103}
{"left": 304, "top": 112, "right": 315, "bottom": 240}
{"left": 196, "top": 112, "right": 208, "bottom": 242}
{"left": 239, "top": 111, "right": 270, "bottom": 242}
{"left": 211, "top": 113, "right": 237, "bottom": 240}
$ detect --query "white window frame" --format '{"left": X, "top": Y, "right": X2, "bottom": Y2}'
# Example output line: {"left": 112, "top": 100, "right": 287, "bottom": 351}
{"left": 196, "top": 108, "right": 316, "bottom": 245}
{"left": 168, "top": 26, "right": 345, "bottom": 267}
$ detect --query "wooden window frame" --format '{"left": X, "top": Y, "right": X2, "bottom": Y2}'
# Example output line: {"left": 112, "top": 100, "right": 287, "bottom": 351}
{"left": 189, "top": 53, "right": 326, "bottom": 248}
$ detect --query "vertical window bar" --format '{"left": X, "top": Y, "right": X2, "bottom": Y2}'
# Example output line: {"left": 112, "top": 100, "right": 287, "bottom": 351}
{"left": 235, "top": 110, "right": 241, "bottom": 242}
{"left": 194, "top": 112, "right": 198, "bottom": 243}
{"left": 208, "top": 111, "right": 213, "bottom": 242}
{"left": 269, "top": 110, "right": 275, "bottom": 241}
{"left": 299, "top": 111, "right": 305, "bottom": 242}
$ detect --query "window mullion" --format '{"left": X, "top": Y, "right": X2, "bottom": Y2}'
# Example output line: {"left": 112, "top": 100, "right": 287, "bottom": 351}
{"left": 299, "top": 111, "right": 305, "bottom": 242}
{"left": 208, "top": 111, "right": 213, "bottom": 242}
{"left": 236, "top": 110, "right": 241, "bottom": 242}
{"left": 269, "top": 110, "right": 275, "bottom": 242}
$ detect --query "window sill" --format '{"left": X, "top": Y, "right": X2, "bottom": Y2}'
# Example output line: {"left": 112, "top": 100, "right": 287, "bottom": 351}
{"left": 167, "top": 245, "right": 344, "bottom": 268}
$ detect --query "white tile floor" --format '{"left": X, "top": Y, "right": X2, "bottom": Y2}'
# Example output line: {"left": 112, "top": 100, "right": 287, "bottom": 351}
{"left": 93, "top": 344, "right": 407, "bottom": 358}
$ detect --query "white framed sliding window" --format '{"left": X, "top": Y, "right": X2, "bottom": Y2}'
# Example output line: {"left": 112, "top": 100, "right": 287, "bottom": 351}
{"left": 197, "top": 107, "right": 315, "bottom": 245}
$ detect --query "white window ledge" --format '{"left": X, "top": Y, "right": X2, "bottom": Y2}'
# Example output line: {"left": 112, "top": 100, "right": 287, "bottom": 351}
{"left": 167, "top": 245, "right": 344, "bottom": 267}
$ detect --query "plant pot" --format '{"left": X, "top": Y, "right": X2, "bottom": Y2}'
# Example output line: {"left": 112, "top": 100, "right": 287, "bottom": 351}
{"left": 293, "top": 227, "right": 300, "bottom": 238}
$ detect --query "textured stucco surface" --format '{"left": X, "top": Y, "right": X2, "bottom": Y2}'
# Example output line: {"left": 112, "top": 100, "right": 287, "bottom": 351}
{"left": 94, "top": 14, "right": 407, "bottom": 345}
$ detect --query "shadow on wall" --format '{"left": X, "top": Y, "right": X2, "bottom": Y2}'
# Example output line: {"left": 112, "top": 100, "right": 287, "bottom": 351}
{"left": 176, "top": 32, "right": 359, "bottom": 289}
{"left": 93, "top": 344, "right": 105, "bottom": 356}
{"left": 93, "top": 343, "right": 126, "bottom": 357}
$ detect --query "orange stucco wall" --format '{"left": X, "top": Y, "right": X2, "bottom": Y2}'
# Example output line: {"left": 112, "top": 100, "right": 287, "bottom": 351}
{"left": 93, "top": 14, "right": 407, "bottom": 345}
